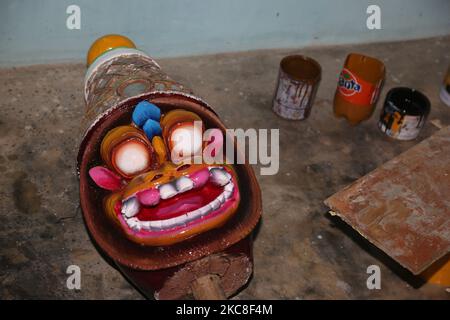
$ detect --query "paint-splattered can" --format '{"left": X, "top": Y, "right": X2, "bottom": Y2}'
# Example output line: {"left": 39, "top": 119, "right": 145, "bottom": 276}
{"left": 272, "top": 55, "right": 321, "bottom": 120}
{"left": 378, "top": 87, "right": 430, "bottom": 140}
{"left": 440, "top": 65, "right": 450, "bottom": 107}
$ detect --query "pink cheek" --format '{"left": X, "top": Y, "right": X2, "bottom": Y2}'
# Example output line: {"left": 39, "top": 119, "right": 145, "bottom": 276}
{"left": 189, "top": 168, "right": 210, "bottom": 188}
{"left": 136, "top": 188, "right": 160, "bottom": 206}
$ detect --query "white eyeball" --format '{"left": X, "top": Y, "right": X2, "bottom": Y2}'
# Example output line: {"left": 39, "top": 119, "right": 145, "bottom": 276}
{"left": 114, "top": 141, "right": 150, "bottom": 175}
{"left": 170, "top": 123, "right": 203, "bottom": 162}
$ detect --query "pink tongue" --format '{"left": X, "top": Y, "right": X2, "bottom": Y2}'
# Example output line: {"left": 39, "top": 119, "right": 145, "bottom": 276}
{"left": 137, "top": 188, "right": 160, "bottom": 206}
{"left": 189, "top": 168, "right": 210, "bottom": 187}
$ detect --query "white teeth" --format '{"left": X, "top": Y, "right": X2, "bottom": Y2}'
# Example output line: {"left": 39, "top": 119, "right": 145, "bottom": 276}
{"left": 175, "top": 176, "right": 194, "bottom": 193}
{"left": 127, "top": 217, "right": 141, "bottom": 231}
{"left": 140, "top": 221, "right": 151, "bottom": 229}
{"left": 224, "top": 191, "right": 233, "bottom": 199}
{"left": 210, "top": 198, "right": 221, "bottom": 210}
{"left": 171, "top": 215, "right": 187, "bottom": 227}
{"left": 159, "top": 176, "right": 194, "bottom": 199}
{"left": 149, "top": 220, "right": 163, "bottom": 230}
{"left": 131, "top": 168, "right": 232, "bottom": 203}
{"left": 223, "top": 183, "right": 234, "bottom": 200}
{"left": 123, "top": 172, "right": 236, "bottom": 232}
{"left": 210, "top": 168, "right": 231, "bottom": 186}
{"left": 160, "top": 219, "right": 172, "bottom": 229}
{"left": 159, "top": 183, "right": 178, "bottom": 199}
{"left": 185, "top": 211, "right": 197, "bottom": 222}
{"left": 224, "top": 182, "right": 234, "bottom": 193}
{"left": 188, "top": 209, "right": 203, "bottom": 220}
{"left": 198, "top": 204, "right": 211, "bottom": 216}
{"left": 121, "top": 197, "right": 140, "bottom": 218}
{"left": 217, "top": 193, "right": 226, "bottom": 204}
{"left": 180, "top": 213, "right": 190, "bottom": 223}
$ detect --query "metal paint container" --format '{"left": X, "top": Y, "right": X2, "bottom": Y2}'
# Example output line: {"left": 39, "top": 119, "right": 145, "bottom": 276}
{"left": 378, "top": 87, "right": 430, "bottom": 140}
{"left": 440, "top": 65, "right": 450, "bottom": 107}
{"left": 272, "top": 55, "right": 321, "bottom": 120}
{"left": 78, "top": 37, "right": 262, "bottom": 299}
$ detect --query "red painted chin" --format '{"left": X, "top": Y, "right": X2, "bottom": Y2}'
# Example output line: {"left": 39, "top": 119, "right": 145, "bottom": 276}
{"left": 113, "top": 167, "right": 240, "bottom": 246}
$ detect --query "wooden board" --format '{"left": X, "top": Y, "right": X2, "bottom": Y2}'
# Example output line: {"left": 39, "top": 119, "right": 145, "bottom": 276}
{"left": 324, "top": 126, "right": 450, "bottom": 275}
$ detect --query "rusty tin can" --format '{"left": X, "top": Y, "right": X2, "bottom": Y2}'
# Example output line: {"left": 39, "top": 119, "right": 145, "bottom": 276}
{"left": 78, "top": 38, "right": 262, "bottom": 299}
{"left": 378, "top": 87, "right": 431, "bottom": 140}
{"left": 272, "top": 55, "right": 321, "bottom": 120}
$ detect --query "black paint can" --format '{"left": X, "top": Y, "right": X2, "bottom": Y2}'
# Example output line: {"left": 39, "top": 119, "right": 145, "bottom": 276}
{"left": 378, "top": 87, "right": 430, "bottom": 140}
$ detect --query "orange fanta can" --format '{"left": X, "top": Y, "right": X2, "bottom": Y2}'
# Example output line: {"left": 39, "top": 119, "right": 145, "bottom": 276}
{"left": 333, "top": 53, "right": 385, "bottom": 125}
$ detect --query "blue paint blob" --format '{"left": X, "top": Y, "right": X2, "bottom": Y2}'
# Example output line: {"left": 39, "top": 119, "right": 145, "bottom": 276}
{"left": 132, "top": 101, "right": 161, "bottom": 127}
{"left": 143, "top": 118, "right": 162, "bottom": 140}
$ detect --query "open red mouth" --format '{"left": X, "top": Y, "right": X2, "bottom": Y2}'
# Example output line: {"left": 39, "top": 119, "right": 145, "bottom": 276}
{"left": 111, "top": 166, "right": 240, "bottom": 245}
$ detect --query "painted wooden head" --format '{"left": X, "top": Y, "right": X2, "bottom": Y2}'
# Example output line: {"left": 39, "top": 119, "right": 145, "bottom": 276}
{"left": 79, "top": 35, "right": 261, "bottom": 270}
{"left": 88, "top": 103, "right": 241, "bottom": 246}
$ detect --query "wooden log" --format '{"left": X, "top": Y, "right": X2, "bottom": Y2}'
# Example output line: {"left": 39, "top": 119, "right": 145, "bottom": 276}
{"left": 117, "top": 236, "right": 253, "bottom": 300}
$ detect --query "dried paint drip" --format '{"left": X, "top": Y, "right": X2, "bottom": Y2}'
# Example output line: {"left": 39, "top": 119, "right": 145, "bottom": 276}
{"left": 378, "top": 87, "right": 430, "bottom": 141}
{"left": 272, "top": 55, "right": 321, "bottom": 120}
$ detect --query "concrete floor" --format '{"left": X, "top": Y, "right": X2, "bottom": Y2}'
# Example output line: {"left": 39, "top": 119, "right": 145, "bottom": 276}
{"left": 0, "top": 36, "right": 449, "bottom": 299}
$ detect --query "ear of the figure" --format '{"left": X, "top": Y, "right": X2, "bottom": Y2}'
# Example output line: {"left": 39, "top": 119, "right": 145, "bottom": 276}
{"left": 88, "top": 166, "right": 123, "bottom": 191}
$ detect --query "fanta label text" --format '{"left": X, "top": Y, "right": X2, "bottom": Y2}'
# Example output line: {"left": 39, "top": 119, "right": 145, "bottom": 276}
{"left": 338, "top": 69, "right": 361, "bottom": 96}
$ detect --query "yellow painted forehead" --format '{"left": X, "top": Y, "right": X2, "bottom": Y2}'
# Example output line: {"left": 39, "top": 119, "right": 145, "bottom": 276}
{"left": 87, "top": 34, "right": 136, "bottom": 67}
